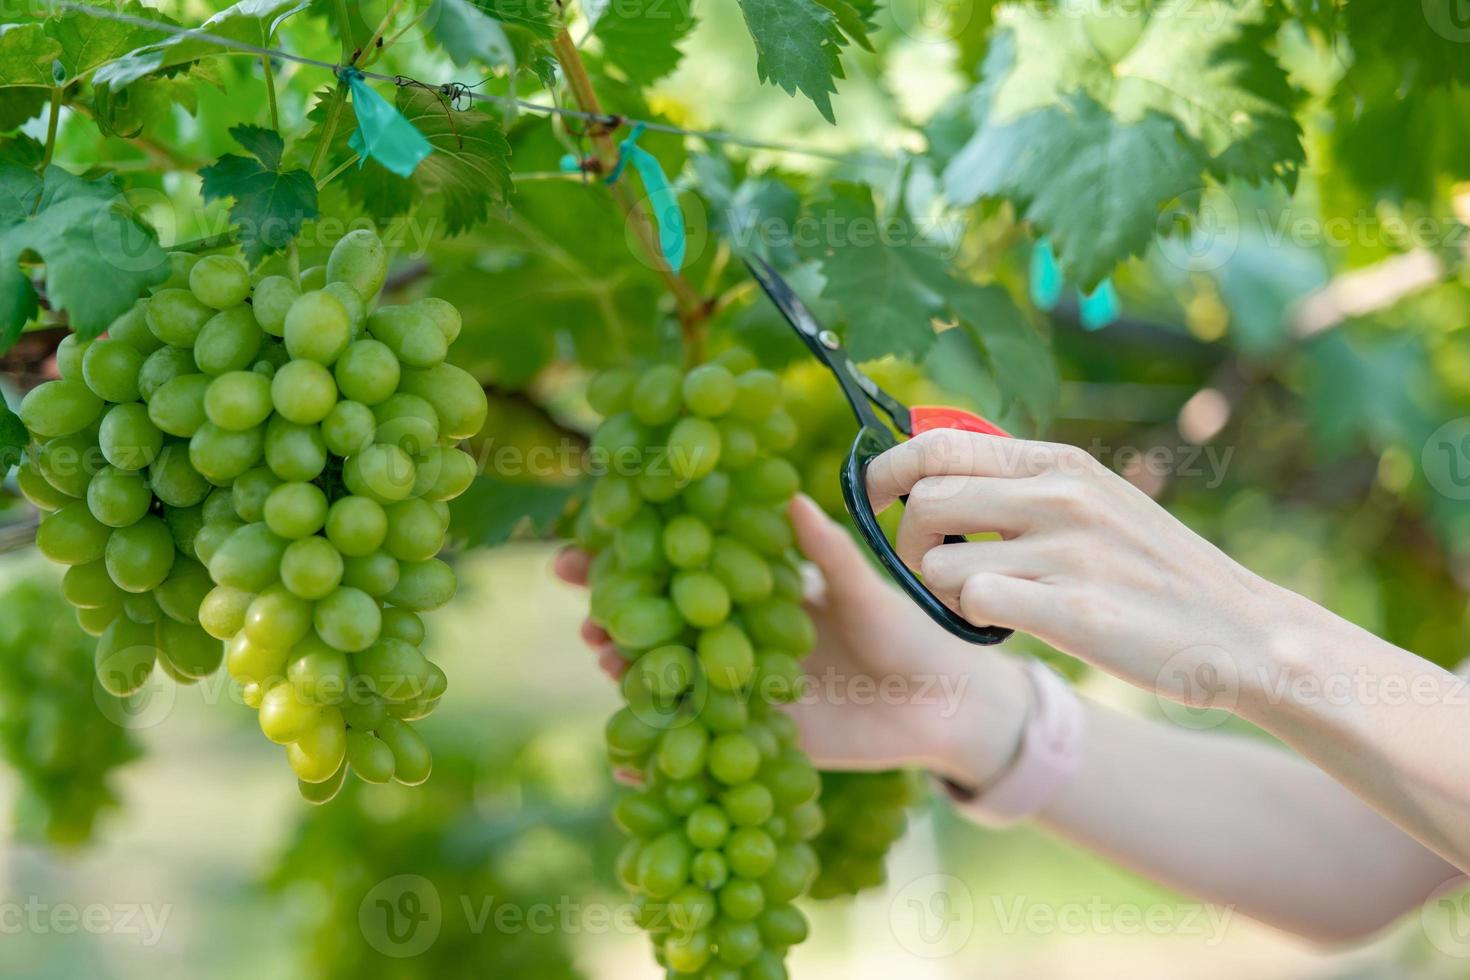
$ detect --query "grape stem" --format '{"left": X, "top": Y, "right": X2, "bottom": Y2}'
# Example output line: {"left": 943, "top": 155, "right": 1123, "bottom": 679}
{"left": 39, "top": 87, "right": 62, "bottom": 171}
{"left": 261, "top": 56, "right": 280, "bottom": 131}
{"left": 548, "top": 28, "right": 712, "bottom": 363}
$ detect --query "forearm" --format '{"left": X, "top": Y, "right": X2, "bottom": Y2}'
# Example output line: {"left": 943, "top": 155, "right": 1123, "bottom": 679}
{"left": 1234, "top": 587, "right": 1470, "bottom": 875}
{"left": 1031, "top": 698, "right": 1459, "bottom": 942}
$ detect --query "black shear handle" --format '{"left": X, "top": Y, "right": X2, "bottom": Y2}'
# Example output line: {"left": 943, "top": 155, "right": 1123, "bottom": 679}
{"left": 841, "top": 429, "right": 1013, "bottom": 646}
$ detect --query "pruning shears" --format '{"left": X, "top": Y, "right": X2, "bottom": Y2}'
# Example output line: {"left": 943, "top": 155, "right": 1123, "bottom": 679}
{"left": 745, "top": 255, "right": 1014, "bottom": 645}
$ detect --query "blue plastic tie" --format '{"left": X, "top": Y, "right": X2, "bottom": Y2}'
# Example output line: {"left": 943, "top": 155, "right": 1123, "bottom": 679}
{"left": 340, "top": 66, "right": 433, "bottom": 178}
{"left": 604, "top": 124, "right": 686, "bottom": 271}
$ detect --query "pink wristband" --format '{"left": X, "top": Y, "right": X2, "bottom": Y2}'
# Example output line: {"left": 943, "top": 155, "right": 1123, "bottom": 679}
{"left": 940, "top": 660, "right": 1085, "bottom": 827}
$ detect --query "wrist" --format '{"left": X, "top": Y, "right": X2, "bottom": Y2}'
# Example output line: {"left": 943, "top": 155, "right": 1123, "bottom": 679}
{"left": 921, "top": 650, "right": 1030, "bottom": 788}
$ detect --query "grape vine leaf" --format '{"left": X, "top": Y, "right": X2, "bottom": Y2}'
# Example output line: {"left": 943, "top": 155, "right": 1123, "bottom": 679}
{"left": 199, "top": 125, "right": 318, "bottom": 266}
{"left": 799, "top": 184, "right": 952, "bottom": 361}
{"left": 0, "top": 23, "right": 61, "bottom": 88}
{"left": 448, "top": 476, "right": 581, "bottom": 548}
{"left": 592, "top": 0, "right": 698, "bottom": 86}
{"left": 45, "top": 1, "right": 172, "bottom": 85}
{"left": 310, "top": 87, "right": 512, "bottom": 237}
{"left": 427, "top": 0, "right": 517, "bottom": 71}
{"left": 0, "top": 402, "right": 24, "bottom": 473}
{"left": 92, "top": 0, "right": 307, "bottom": 94}
{"left": 736, "top": 0, "right": 867, "bottom": 123}
{"left": 0, "top": 165, "right": 168, "bottom": 350}
{"left": 1343, "top": 1, "right": 1470, "bottom": 89}
{"left": 944, "top": 0, "right": 1302, "bottom": 286}
{"left": 941, "top": 280, "right": 1057, "bottom": 430}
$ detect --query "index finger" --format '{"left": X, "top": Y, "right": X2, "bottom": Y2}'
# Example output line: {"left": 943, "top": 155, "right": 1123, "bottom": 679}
{"left": 865, "top": 429, "right": 1055, "bottom": 512}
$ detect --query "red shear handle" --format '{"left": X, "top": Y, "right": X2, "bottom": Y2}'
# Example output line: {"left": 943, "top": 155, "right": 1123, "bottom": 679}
{"left": 909, "top": 406, "right": 1011, "bottom": 439}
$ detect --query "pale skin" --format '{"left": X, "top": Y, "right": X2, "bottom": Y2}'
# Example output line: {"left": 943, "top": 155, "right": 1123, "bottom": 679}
{"left": 556, "top": 430, "right": 1469, "bottom": 945}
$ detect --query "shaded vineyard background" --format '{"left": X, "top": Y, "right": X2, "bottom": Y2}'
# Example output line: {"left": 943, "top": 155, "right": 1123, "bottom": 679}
{"left": 3, "top": 0, "right": 1470, "bottom": 977}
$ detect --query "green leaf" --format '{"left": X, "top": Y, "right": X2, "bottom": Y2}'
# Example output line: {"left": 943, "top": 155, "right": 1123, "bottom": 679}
{"left": 0, "top": 165, "right": 169, "bottom": 350}
{"left": 199, "top": 124, "right": 318, "bottom": 266}
{"left": 983, "top": 0, "right": 1301, "bottom": 187}
{"left": 0, "top": 90, "right": 47, "bottom": 134}
{"left": 0, "top": 23, "right": 61, "bottom": 88}
{"left": 92, "top": 0, "right": 307, "bottom": 94}
{"left": 427, "top": 0, "right": 517, "bottom": 71}
{"left": 46, "top": 1, "right": 172, "bottom": 85}
{"left": 0, "top": 401, "right": 25, "bottom": 475}
{"left": 736, "top": 0, "right": 854, "bottom": 123}
{"left": 593, "top": 0, "right": 698, "bottom": 86}
{"left": 800, "top": 184, "right": 952, "bottom": 361}
{"left": 811, "top": 0, "right": 878, "bottom": 51}
{"left": 946, "top": 92, "right": 1208, "bottom": 288}
{"left": 448, "top": 476, "right": 581, "bottom": 548}
{"left": 472, "top": 0, "right": 559, "bottom": 38}
{"left": 940, "top": 280, "right": 1057, "bottom": 431}
{"left": 320, "top": 87, "right": 512, "bottom": 236}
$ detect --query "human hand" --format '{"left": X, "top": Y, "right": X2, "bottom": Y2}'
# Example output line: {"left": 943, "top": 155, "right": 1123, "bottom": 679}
{"left": 866, "top": 430, "right": 1290, "bottom": 704}
{"left": 553, "top": 494, "right": 1029, "bottom": 788}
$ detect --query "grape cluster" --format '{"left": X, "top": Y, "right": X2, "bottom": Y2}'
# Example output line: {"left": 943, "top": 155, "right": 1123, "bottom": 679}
{"left": 576, "top": 353, "right": 824, "bottom": 979}
{"left": 0, "top": 578, "right": 141, "bottom": 846}
{"left": 808, "top": 770, "right": 920, "bottom": 898}
{"left": 16, "top": 229, "right": 486, "bottom": 804}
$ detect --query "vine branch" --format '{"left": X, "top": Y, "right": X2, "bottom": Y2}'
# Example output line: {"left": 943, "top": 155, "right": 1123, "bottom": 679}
{"left": 549, "top": 28, "right": 711, "bottom": 361}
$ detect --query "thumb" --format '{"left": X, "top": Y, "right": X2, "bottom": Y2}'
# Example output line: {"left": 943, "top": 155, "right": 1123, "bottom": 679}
{"left": 789, "top": 494, "right": 873, "bottom": 599}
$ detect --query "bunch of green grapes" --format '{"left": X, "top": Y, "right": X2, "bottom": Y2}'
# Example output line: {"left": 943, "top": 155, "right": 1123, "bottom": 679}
{"left": 16, "top": 229, "right": 486, "bottom": 804}
{"left": 574, "top": 352, "right": 824, "bottom": 979}
{"left": 0, "top": 577, "right": 141, "bottom": 846}
{"left": 807, "top": 770, "right": 921, "bottom": 898}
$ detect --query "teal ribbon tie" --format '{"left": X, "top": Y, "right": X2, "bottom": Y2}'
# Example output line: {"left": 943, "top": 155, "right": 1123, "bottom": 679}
{"left": 341, "top": 67, "right": 433, "bottom": 178}
{"left": 1029, "top": 237, "right": 1064, "bottom": 311}
{"left": 1078, "top": 278, "right": 1121, "bottom": 332}
{"left": 606, "top": 124, "right": 686, "bottom": 271}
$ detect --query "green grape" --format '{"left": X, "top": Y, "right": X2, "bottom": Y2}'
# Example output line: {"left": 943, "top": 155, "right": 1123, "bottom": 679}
{"left": 632, "top": 364, "right": 683, "bottom": 425}
{"left": 137, "top": 346, "right": 196, "bottom": 402}
{"left": 284, "top": 291, "right": 351, "bottom": 365}
{"left": 670, "top": 571, "right": 730, "bottom": 629}
{"left": 668, "top": 417, "right": 722, "bottom": 482}
{"left": 34, "top": 433, "right": 103, "bottom": 499}
{"left": 264, "top": 417, "right": 327, "bottom": 481}
{"left": 260, "top": 681, "right": 327, "bottom": 745}
{"left": 324, "top": 282, "right": 365, "bottom": 335}
{"left": 717, "top": 421, "right": 759, "bottom": 469}
{"left": 632, "top": 644, "right": 697, "bottom": 702}
{"left": 756, "top": 410, "right": 798, "bottom": 452}
{"left": 263, "top": 482, "right": 328, "bottom": 539}
{"left": 231, "top": 466, "right": 281, "bottom": 522}
{"left": 226, "top": 632, "right": 288, "bottom": 684}
{"left": 204, "top": 371, "right": 273, "bottom": 431}
{"left": 712, "top": 919, "right": 761, "bottom": 966}
{"left": 376, "top": 717, "right": 432, "bottom": 785}
{"left": 85, "top": 465, "right": 152, "bottom": 528}
{"left": 591, "top": 475, "right": 643, "bottom": 529}
{"left": 365, "top": 306, "right": 446, "bottom": 368}
{"left": 288, "top": 637, "right": 352, "bottom": 704}
{"left": 685, "top": 804, "right": 731, "bottom": 849}
{"left": 145, "top": 288, "right": 212, "bottom": 346}
{"left": 297, "top": 762, "right": 347, "bottom": 805}
{"left": 587, "top": 368, "right": 634, "bottom": 416}
{"left": 189, "top": 422, "right": 265, "bottom": 484}
{"left": 744, "top": 599, "right": 815, "bottom": 656}
{"left": 608, "top": 595, "right": 684, "bottom": 650}
{"left": 251, "top": 275, "right": 300, "bottom": 336}
{"left": 325, "top": 228, "right": 387, "bottom": 300}
{"left": 189, "top": 254, "right": 251, "bottom": 309}
{"left": 382, "top": 498, "right": 444, "bottom": 562}
{"left": 20, "top": 380, "right": 104, "bottom": 438}
{"left": 382, "top": 558, "right": 456, "bottom": 611}
{"left": 735, "top": 458, "right": 801, "bottom": 505}
{"left": 731, "top": 370, "right": 780, "bottom": 422}
{"left": 37, "top": 500, "right": 111, "bottom": 565}
{"left": 696, "top": 623, "right": 754, "bottom": 692}
{"left": 709, "top": 538, "right": 773, "bottom": 604}
{"left": 418, "top": 446, "right": 476, "bottom": 501}
{"left": 396, "top": 362, "right": 487, "bottom": 440}
{"left": 17, "top": 457, "right": 71, "bottom": 510}
{"left": 717, "top": 878, "right": 765, "bottom": 921}
{"left": 62, "top": 559, "right": 125, "bottom": 608}
{"left": 707, "top": 733, "right": 760, "bottom": 785}
{"left": 343, "top": 443, "right": 415, "bottom": 503}
{"left": 280, "top": 536, "right": 345, "bottom": 600}
{"left": 55, "top": 333, "right": 91, "bottom": 380}
{"left": 682, "top": 364, "right": 737, "bottom": 417}
{"left": 154, "top": 559, "right": 213, "bottom": 624}
{"left": 192, "top": 306, "right": 263, "bottom": 376}
{"left": 410, "top": 297, "right": 461, "bottom": 344}
{"left": 81, "top": 339, "right": 145, "bottom": 403}
{"left": 148, "top": 443, "right": 211, "bottom": 507}
{"left": 76, "top": 602, "right": 121, "bottom": 637}
{"left": 191, "top": 520, "right": 239, "bottom": 566}
{"left": 683, "top": 472, "right": 730, "bottom": 522}
{"left": 209, "top": 522, "right": 287, "bottom": 592}
{"left": 156, "top": 619, "right": 223, "bottom": 680}
{"left": 380, "top": 607, "right": 426, "bottom": 645}
{"left": 147, "top": 373, "right": 211, "bottom": 437}
{"left": 95, "top": 404, "right": 161, "bottom": 473}
{"left": 333, "top": 339, "right": 400, "bottom": 406}
{"left": 95, "top": 617, "right": 157, "bottom": 696}
{"left": 271, "top": 359, "right": 337, "bottom": 424}
{"left": 345, "top": 731, "right": 395, "bottom": 783}
{"left": 312, "top": 586, "right": 381, "bottom": 652}
{"left": 324, "top": 495, "right": 387, "bottom": 556}
{"left": 244, "top": 585, "right": 314, "bottom": 650}
{"left": 353, "top": 637, "right": 431, "bottom": 701}
{"left": 373, "top": 392, "right": 439, "bottom": 452}
{"left": 342, "top": 551, "right": 399, "bottom": 597}
{"left": 321, "top": 400, "right": 376, "bottom": 456}
{"left": 104, "top": 515, "right": 175, "bottom": 592}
